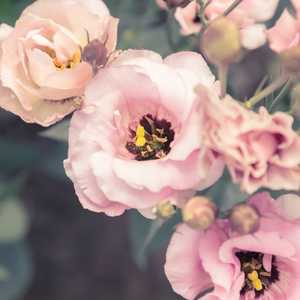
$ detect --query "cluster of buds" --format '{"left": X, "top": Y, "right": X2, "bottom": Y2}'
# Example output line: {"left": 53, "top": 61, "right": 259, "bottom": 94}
{"left": 181, "top": 196, "right": 260, "bottom": 235}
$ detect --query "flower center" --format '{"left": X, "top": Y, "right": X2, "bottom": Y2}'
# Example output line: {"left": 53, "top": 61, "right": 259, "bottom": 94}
{"left": 52, "top": 50, "right": 81, "bottom": 70}
{"left": 43, "top": 47, "right": 81, "bottom": 70}
{"left": 236, "top": 251, "right": 279, "bottom": 298}
{"left": 126, "top": 114, "right": 175, "bottom": 161}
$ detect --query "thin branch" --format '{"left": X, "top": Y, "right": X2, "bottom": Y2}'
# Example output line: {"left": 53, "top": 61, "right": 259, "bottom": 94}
{"left": 245, "top": 75, "right": 289, "bottom": 108}
{"left": 223, "top": 0, "right": 244, "bottom": 16}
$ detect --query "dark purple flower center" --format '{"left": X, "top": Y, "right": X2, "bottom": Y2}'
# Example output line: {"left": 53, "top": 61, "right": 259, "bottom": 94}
{"left": 126, "top": 114, "right": 175, "bottom": 161}
{"left": 236, "top": 251, "right": 279, "bottom": 298}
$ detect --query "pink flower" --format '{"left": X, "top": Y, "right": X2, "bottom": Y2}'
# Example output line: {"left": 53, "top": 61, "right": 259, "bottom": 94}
{"left": 268, "top": 1, "right": 300, "bottom": 53}
{"left": 0, "top": 0, "right": 118, "bottom": 126}
{"left": 175, "top": 0, "right": 279, "bottom": 49}
{"left": 165, "top": 192, "right": 300, "bottom": 300}
{"left": 64, "top": 50, "right": 224, "bottom": 217}
{"left": 156, "top": 0, "right": 168, "bottom": 10}
{"left": 203, "top": 93, "right": 300, "bottom": 193}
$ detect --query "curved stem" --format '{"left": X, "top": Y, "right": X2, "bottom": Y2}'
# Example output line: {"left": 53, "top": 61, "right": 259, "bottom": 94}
{"left": 245, "top": 75, "right": 289, "bottom": 108}
{"left": 218, "top": 64, "right": 229, "bottom": 98}
{"left": 223, "top": 0, "right": 244, "bottom": 16}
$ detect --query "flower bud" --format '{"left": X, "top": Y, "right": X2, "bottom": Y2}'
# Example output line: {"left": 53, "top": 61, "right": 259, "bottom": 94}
{"left": 280, "top": 46, "right": 300, "bottom": 75}
{"left": 229, "top": 203, "right": 260, "bottom": 235}
{"left": 201, "top": 17, "right": 241, "bottom": 66}
{"left": 163, "top": 0, "right": 192, "bottom": 8}
{"left": 153, "top": 201, "right": 176, "bottom": 219}
{"left": 291, "top": 84, "right": 300, "bottom": 117}
{"left": 82, "top": 39, "right": 108, "bottom": 74}
{"left": 182, "top": 196, "right": 218, "bottom": 230}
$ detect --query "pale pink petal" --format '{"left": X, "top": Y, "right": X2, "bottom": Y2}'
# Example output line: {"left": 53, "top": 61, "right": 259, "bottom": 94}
{"left": 165, "top": 224, "right": 213, "bottom": 300}
{"left": 240, "top": 24, "right": 267, "bottom": 50}
{"left": 268, "top": 10, "right": 300, "bottom": 53}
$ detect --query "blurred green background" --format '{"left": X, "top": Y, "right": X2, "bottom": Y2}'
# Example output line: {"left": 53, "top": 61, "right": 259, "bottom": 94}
{"left": 0, "top": 0, "right": 296, "bottom": 300}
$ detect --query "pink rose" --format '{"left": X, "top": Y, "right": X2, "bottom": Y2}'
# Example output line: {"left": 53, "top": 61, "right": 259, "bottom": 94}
{"left": 64, "top": 50, "right": 224, "bottom": 216}
{"left": 175, "top": 0, "right": 279, "bottom": 49}
{"left": 165, "top": 192, "right": 300, "bottom": 300}
{"left": 0, "top": 0, "right": 118, "bottom": 126}
{"left": 203, "top": 93, "right": 300, "bottom": 193}
{"left": 268, "top": 1, "right": 300, "bottom": 53}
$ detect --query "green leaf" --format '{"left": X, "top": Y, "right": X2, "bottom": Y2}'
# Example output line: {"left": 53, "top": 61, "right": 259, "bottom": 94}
{"left": 0, "top": 197, "right": 29, "bottom": 243}
{"left": 0, "top": 242, "right": 32, "bottom": 300}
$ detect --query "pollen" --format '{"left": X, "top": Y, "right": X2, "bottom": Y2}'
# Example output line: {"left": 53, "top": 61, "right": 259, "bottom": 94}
{"left": 53, "top": 49, "right": 81, "bottom": 70}
{"left": 248, "top": 271, "right": 263, "bottom": 291}
{"left": 135, "top": 125, "right": 146, "bottom": 147}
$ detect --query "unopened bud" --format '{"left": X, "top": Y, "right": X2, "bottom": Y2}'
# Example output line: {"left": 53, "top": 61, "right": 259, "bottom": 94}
{"left": 153, "top": 201, "right": 176, "bottom": 219}
{"left": 163, "top": 0, "right": 192, "bottom": 8}
{"left": 82, "top": 39, "right": 108, "bottom": 74}
{"left": 291, "top": 84, "right": 300, "bottom": 117}
{"left": 280, "top": 46, "right": 300, "bottom": 75}
{"left": 201, "top": 17, "right": 241, "bottom": 66}
{"left": 182, "top": 196, "right": 217, "bottom": 230}
{"left": 229, "top": 203, "right": 260, "bottom": 235}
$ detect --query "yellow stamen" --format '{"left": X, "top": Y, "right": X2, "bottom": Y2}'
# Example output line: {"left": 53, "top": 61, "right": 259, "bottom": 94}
{"left": 53, "top": 50, "right": 81, "bottom": 70}
{"left": 69, "top": 50, "right": 81, "bottom": 68}
{"left": 248, "top": 271, "right": 263, "bottom": 291}
{"left": 244, "top": 100, "right": 252, "bottom": 109}
{"left": 135, "top": 125, "right": 146, "bottom": 147}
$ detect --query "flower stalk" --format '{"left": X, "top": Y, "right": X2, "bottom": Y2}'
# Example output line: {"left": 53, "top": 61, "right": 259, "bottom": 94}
{"left": 223, "top": 0, "right": 244, "bottom": 16}
{"left": 245, "top": 75, "right": 289, "bottom": 108}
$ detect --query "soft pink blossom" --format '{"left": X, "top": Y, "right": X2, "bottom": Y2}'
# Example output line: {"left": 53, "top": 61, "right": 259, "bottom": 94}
{"left": 0, "top": 0, "right": 118, "bottom": 126}
{"left": 203, "top": 92, "right": 300, "bottom": 193}
{"left": 64, "top": 50, "right": 224, "bottom": 216}
{"left": 268, "top": 1, "right": 300, "bottom": 53}
{"left": 165, "top": 192, "right": 300, "bottom": 300}
{"left": 175, "top": 0, "right": 279, "bottom": 49}
{"left": 156, "top": 0, "right": 168, "bottom": 10}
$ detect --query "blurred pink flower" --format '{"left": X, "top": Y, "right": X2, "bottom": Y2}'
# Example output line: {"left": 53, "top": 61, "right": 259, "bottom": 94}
{"left": 0, "top": 0, "right": 118, "bottom": 126}
{"left": 175, "top": 0, "right": 279, "bottom": 49}
{"left": 268, "top": 1, "right": 300, "bottom": 53}
{"left": 64, "top": 50, "right": 224, "bottom": 217}
{"left": 156, "top": 0, "right": 168, "bottom": 10}
{"left": 165, "top": 192, "right": 300, "bottom": 300}
{"left": 203, "top": 92, "right": 300, "bottom": 193}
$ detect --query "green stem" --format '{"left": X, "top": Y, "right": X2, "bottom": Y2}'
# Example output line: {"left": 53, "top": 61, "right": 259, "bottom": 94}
{"left": 198, "top": 0, "right": 210, "bottom": 28}
{"left": 218, "top": 64, "right": 229, "bottom": 98}
{"left": 223, "top": 0, "right": 244, "bottom": 16}
{"left": 165, "top": 10, "right": 179, "bottom": 51}
{"left": 269, "top": 80, "right": 292, "bottom": 112}
{"left": 245, "top": 75, "right": 289, "bottom": 108}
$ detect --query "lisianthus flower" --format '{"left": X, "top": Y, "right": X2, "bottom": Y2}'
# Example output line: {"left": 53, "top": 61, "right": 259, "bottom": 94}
{"left": 268, "top": 0, "right": 300, "bottom": 53}
{"left": 64, "top": 50, "right": 224, "bottom": 217}
{"left": 174, "top": 0, "right": 279, "bottom": 49}
{"left": 202, "top": 91, "right": 300, "bottom": 193}
{"left": 165, "top": 192, "right": 300, "bottom": 300}
{"left": 0, "top": 0, "right": 118, "bottom": 126}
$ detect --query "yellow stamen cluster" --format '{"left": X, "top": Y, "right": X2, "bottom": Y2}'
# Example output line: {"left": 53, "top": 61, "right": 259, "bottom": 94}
{"left": 247, "top": 271, "right": 263, "bottom": 291}
{"left": 135, "top": 125, "right": 146, "bottom": 147}
{"left": 53, "top": 50, "right": 81, "bottom": 70}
